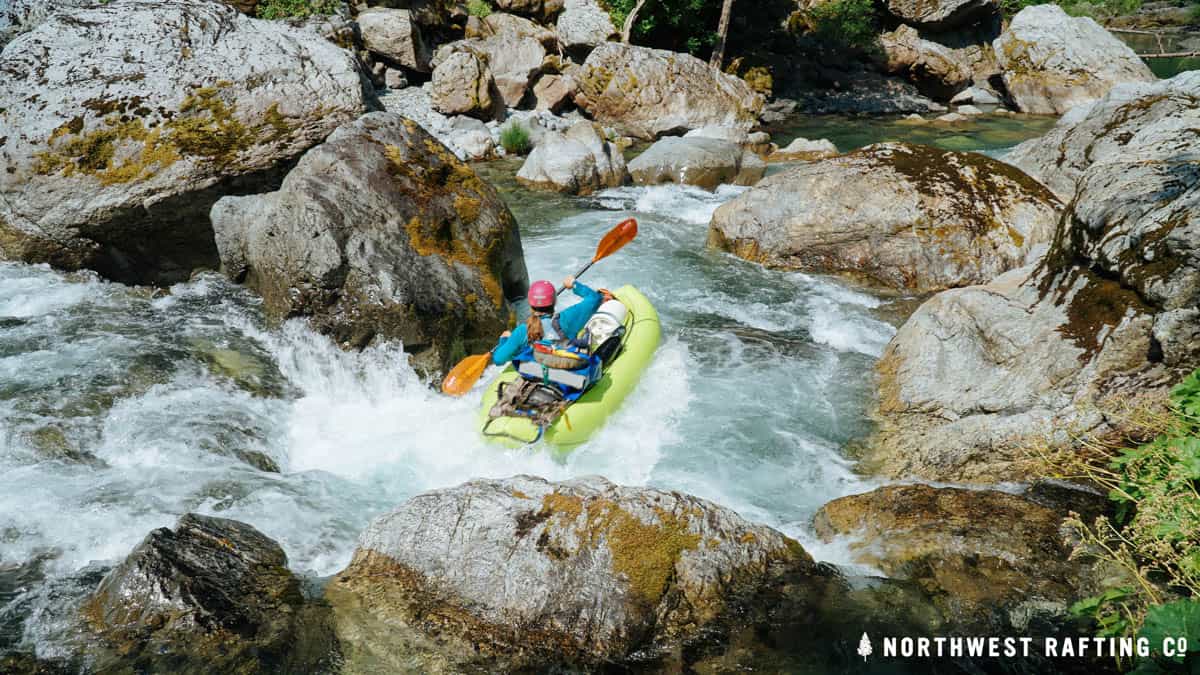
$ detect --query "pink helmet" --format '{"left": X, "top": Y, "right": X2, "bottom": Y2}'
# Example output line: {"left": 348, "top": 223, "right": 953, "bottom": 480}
{"left": 527, "top": 280, "right": 556, "bottom": 309}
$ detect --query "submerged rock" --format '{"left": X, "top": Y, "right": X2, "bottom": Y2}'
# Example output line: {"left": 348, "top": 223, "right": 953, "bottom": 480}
{"left": 862, "top": 77, "right": 1199, "bottom": 481}
{"left": 0, "top": 0, "right": 368, "bottom": 285}
{"left": 211, "top": 112, "right": 528, "bottom": 373}
{"left": 326, "top": 475, "right": 826, "bottom": 669}
{"left": 573, "top": 43, "right": 764, "bottom": 140}
{"left": 813, "top": 484, "right": 1093, "bottom": 632}
{"left": 628, "top": 136, "right": 765, "bottom": 190}
{"left": 84, "top": 514, "right": 336, "bottom": 673}
{"left": 994, "top": 5, "right": 1155, "bottom": 114}
{"left": 708, "top": 142, "right": 1062, "bottom": 293}
{"left": 516, "top": 121, "right": 628, "bottom": 194}
{"left": 767, "top": 137, "right": 839, "bottom": 162}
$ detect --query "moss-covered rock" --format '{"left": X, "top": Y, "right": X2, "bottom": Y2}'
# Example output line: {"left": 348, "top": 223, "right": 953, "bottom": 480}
{"left": 211, "top": 112, "right": 528, "bottom": 374}
{"left": 0, "top": 0, "right": 367, "bottom": 285}
{"left": 573, "top": 43, "right": 764, "bottom": 140}
{"left": 708, "top": 142, "right": 1062, "bottom": 293}
{"left": 327, "top": 475, "right": 828, "bottom": 669}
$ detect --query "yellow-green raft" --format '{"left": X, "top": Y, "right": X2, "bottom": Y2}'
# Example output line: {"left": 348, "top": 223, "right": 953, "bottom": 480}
{"left": 478, "top": 285, "right": 661, "bottom": 452}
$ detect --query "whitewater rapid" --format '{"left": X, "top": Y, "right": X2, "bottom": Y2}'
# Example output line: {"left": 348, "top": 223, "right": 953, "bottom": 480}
{"left": 0, "top": 181, "right": 897, "bottom": 655}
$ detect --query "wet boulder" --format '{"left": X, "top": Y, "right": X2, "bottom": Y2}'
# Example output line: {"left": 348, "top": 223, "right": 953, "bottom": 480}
{"left": 0, "top": 0, "right": 367, "bottom": 285}
{"left": 326, "top": 475, "right": 825, "bottom": 669}
{"left": 83, "top": 514, "right": 335, "bottom": 673}
{"left": 516, "top": 121, "right": 628, "bottom": 194}
{"left": 813, "top": 485, "right": 1093, "bottom": 632}
{"left": 994, "top": 4, "right": 1155, "bottom": 115}
{"left": 628, "top": 136, "right": 765, "bottom": 190}
{"left": 357, "top": 7, "right": 432, "bottom": 73}
{"left": 707, "top": 142, "right": 1063, "bottom": 293}
{"left": 573, "top": 43, "right": 764, "bottom": 140}
{"left": 860, "top": 83, "right": 1199, "bottom": 481}
{"left": 210, "top": 112, "right": 528, "bottom": 373}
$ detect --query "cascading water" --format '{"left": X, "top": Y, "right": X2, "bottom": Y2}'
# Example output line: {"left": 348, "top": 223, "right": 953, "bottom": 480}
{"left": 0, "top": 121, "right": 1043, "bottom": 660}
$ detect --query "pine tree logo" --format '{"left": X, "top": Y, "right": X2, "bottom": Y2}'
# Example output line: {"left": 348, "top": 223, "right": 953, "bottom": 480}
{"left": 857, "top": 632, "right": 873, "bottom": 661}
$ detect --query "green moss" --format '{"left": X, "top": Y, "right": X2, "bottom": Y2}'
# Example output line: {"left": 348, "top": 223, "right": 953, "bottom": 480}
{"left": 538, "top": 493, "right": 702, "bottom": 607}
{"left": 166, "top": 87, "right": 254, "bottom": 164}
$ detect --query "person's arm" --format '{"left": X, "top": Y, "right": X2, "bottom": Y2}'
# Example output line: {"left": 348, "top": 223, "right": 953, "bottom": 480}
{"left": 557, "top": 282, "right": 604, "bottom": 338}
{"left": 491, "top": 323, "right": 528, "bottom": 365}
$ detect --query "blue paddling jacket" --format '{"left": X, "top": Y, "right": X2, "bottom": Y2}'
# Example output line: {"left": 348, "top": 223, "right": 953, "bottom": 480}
{"left": 491, "top": 282, "right": 603, "bottom": 365}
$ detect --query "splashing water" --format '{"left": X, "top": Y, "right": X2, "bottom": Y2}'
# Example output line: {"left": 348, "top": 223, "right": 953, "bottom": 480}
{"left": 0, "top": 177, "right": 904, "bottom": 657}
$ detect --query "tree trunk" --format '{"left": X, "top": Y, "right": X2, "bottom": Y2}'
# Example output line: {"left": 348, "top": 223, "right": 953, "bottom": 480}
{"left": 709, "top": 0, "right": 735, "bottom": 68}
{"left": 621, "top": 0, "right": 650, "bottom": 43}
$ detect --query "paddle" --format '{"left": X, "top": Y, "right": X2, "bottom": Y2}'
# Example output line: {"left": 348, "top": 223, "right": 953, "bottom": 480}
{"left": 441, "top": 217, "right": 639, "bottom": 397}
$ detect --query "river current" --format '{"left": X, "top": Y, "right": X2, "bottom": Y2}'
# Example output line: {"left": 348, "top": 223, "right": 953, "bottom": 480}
{"left": 0, "top": 115, "right": 1055, "bottom": 658}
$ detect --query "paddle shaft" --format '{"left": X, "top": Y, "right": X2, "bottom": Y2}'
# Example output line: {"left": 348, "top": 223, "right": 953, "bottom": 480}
{"left": 556, "top": 259, "right": 597, "bottom": 297}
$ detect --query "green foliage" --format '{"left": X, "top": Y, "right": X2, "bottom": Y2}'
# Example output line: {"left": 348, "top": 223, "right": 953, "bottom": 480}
{"left": 804, "top": 0, "right": 881, "bottom": 53}
{"left": 467, "top": 0, "right": 493, "bottom": 18}
{"left": 499, "top": 122, "right": 531, "bottom": 155}
{"left": 599, "top": 0, "right": 719, "bottom": 55}
{"left": 1139, "top": 600, "right": 1200, "bottom": 663}
{"left": 256, "top": 0, "right": 341, "bottom": 20}
{"left": 1054, "top": 367, "right": 1200, "bottom": 670}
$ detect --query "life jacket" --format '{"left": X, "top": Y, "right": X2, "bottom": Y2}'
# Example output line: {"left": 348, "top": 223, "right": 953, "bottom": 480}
{"left": 512, "top": 314, "right": 599, "bottom": 394}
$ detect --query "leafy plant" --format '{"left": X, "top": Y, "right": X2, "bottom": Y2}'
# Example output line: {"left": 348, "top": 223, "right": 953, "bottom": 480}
{"left": 1030, "top": 368, "right": 1200, "bottom": 670}
{"left": 803, "top": 0, "right": 881, "bottom": 53}
{"left": 256, "top": 0, "right": 341, "bottom": 20}
{"left": 599, "top": 0, "right": 719, "bottom": 55}
{"left": 467, "top": 0, "right": 493, "bottom": 18}
{"left": 499, "top": 122, "right": 531, "bottom": 155}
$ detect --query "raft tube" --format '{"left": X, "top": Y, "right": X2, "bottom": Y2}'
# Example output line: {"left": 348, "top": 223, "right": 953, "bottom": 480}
{"left": 478, "top": 285, "right": 661, "bottom": 453}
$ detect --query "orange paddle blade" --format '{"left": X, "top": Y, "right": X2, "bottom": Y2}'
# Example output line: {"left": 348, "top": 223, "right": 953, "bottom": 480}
{"left": 593, "top": 218, "right": 638, "bottom": 262}
{"left": 441, "top": 352, "right": 492, "bottom": 396}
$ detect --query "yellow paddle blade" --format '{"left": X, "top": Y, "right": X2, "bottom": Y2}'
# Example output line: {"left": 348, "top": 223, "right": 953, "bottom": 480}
{"left": 593, "top": 218, "right": 638, "bottom": 262}
{"left": 441, "top": 352, "right": 492, "bottom": 396}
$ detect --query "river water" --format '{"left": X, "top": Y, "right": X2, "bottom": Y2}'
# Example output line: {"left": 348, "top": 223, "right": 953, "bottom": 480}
{"left": 0, "top": 114, "right": 1057, "bottom": 659}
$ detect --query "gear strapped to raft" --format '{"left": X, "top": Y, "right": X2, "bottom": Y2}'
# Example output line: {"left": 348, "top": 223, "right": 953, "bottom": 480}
{"left": 482, "top": 301, "right": 630, "bottom": 443}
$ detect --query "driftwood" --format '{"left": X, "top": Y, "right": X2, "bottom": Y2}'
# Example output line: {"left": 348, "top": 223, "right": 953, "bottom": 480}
{"left": 1108, "top": 26, "right": 1199, "bottom": 58}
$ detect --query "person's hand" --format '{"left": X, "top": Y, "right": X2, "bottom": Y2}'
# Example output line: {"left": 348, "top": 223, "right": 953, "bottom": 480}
{"left": 501, "top": 330, "right": 511, "bottom": 338}
{"left": 562, "top": 275, "right": 576, "bottom": 290}
{"left": 600, "top": 288, "right": 614, "bottom": 302}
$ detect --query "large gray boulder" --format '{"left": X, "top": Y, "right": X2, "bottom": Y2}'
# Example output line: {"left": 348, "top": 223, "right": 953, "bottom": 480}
{"left": 708, "top": 142, "right": 1063, "bottom": 293}
{"left": 1008, "top": 71, "right": 1200, "bottom": 200}
{"left": 516, "top": 121, "right": 628, "bottom": 194}
{"left": 83, "top": 514, "right": 334, "bottom": 673}
{"left": 994, "top": 4, "right": 1155, "bottom": 115}
{"left": 494, "top": 0, "right": 564, "bottom": 21}
{"left": 628, "top": 136, "right": 765, "bottom": 190}
{"left": 556, "top": 0, "right": 616, "bottom": 52}
{"left": 357, "top": 7, "right": 432, "bottom": 73}
{"left": 0, "top": 0, "right": 367, "bottom": 285}
{"left": 878, "top": 25, "right": 975, "bottom": 100}
{"left": 326, "top": 475, "right": 823, "bottom": 669}
{"left": 466, "top": 11, "right": 558, "bottom": 48}
{"left": 861, "top": 77, "right": 1200, "bottom": 482}
{"left": 211, "top": 113, "right": 528, "bottom": 372}
{"left": 885, "top": 0, "right": 996, "bottom": 30}
{"left": 574, "top": 43, "right": 764, "bottom": 140}
{"left": 434, "top": 35, "right": 547, "bottom": 109}
{"left": 430, "top": 49, "right": 500, "bottom": 119}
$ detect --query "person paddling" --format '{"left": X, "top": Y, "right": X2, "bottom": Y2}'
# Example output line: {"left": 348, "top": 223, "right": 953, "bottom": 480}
{"left": 491, "top": 276, "right": 604, "bottom": 365}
